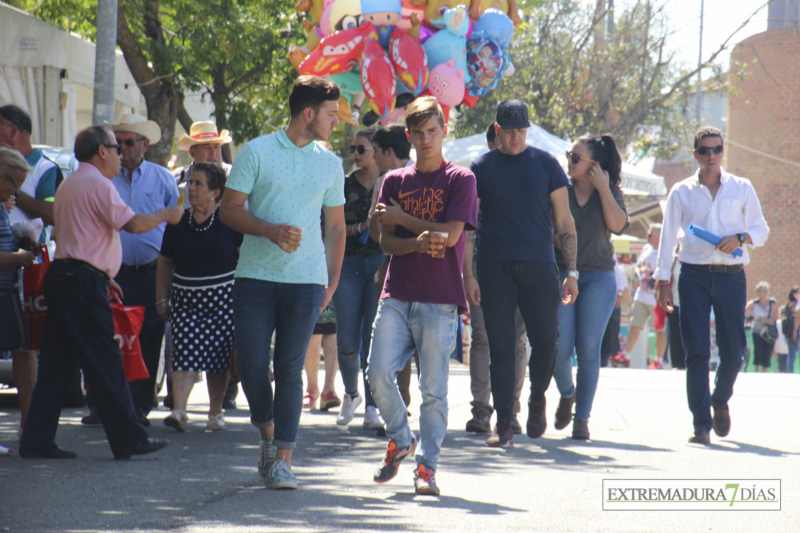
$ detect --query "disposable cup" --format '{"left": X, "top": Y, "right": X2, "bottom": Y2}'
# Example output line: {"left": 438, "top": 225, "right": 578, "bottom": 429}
{"left": 431, "top": 231, "right": 448, "bottom": 259}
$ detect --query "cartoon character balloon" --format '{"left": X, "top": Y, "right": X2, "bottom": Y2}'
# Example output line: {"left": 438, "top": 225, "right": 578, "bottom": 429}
{"left": 360, "top": 38, "right": 397, "bottom": 117}
{"left": 361, "top": 0, "right": 403, "bottom": 48}
{"left": 389, "top": 28, "right": 429, "bottom": 94}
{"left": 300, "top": 23, "right": 377, "bottom": 76}
{"left": 426, "top": 59, "right": 464, "bottom": 106}
{"left": 422, "top": 4, "right": 471, "bottom": 82}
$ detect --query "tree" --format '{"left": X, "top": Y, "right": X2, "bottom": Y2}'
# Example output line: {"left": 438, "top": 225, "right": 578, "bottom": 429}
{"left": 10, "top": 0, "right": 302, "bottom": 165}
{"left": 454, "top": 0, "right": 755, "bottom": 159}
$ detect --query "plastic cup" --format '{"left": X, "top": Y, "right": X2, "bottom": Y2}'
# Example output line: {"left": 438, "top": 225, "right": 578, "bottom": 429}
{"left": 431, "top": 231, "right": 448, "bottom": 259}
{"left": 285, "top": 228, "right": 302, "bottom": 252}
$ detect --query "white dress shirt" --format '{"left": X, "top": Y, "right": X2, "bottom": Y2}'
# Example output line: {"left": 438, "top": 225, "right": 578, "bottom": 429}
{"left": 654, "top": 167, "right": 769, "bottom": 281}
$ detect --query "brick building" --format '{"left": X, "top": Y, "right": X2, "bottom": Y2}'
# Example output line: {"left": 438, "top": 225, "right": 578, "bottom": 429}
{"left": 727, "top": 25, "right": 800, "bottom": 304}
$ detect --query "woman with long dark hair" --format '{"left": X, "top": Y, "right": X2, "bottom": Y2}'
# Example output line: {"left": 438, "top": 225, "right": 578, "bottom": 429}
{"left": 552, "top": 134, "right": 629, "bottom": 439}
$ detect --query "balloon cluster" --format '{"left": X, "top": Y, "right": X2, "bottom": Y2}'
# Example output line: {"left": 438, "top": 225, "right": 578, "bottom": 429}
{"left": 289, "top": 0, "right": 518, "bottom": 127}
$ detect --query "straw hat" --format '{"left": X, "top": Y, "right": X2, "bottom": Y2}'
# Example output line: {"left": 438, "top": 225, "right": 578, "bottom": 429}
{"left": 108, "top": 114, "right": 162, "bottom": 144}
{"left": 178, "top": 121, "right": 233, "bottom": 151}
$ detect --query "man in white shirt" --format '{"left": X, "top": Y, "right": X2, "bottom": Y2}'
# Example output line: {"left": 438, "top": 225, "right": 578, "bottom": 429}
{"left": 655, "top": 126, "right": 769, "bottom": 444}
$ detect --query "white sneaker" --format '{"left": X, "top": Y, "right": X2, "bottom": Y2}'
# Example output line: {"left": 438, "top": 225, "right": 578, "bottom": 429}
{"left": 363, "top": 405, "right": 384, "bottom": 429}
{"left": 336, "top": 393, "right": 362, "bottom": 426}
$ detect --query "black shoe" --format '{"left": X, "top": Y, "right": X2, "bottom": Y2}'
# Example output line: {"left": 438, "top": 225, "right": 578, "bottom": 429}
{"left": 712, "top": 406, "right": 730, "bottom": 437}
{"left": 526, "top": 397, "right": 547, "bottom": 438}
{"left": 163, "top": 394, "right": 174, "bottom": 410}
{"left": 222, "top": 398, "right": 237, "bottom": 410}
{"left": 19, "top": 443, "right": 77, "bottom": 459}
{"left": 81, "top": 410, "right": 102, "bottom": 426}
{"left": 114, "top": 438, "right": 170, "bottom": 460}
{"left": 136, "top": 414, "right": 151, "bottom": 427}
{"left": 509, "top": 414, "right": 522, "bottom": 435}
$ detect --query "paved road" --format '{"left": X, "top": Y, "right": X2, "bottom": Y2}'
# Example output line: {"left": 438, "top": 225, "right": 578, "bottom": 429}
{"left": 1, "top": 366, "right": 798, "bottom": 532}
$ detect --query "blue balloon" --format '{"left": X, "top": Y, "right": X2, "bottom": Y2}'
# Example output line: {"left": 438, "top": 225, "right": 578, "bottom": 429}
{"left": 473, "top": 8, "right": 514, "bottom": 50}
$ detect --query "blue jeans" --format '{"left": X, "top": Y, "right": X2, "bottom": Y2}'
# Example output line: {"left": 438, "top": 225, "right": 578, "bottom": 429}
{"left": 678, "top": 263, "right": 746, "bottom": 431}
{"left": 366, "top": 298, "right": 457, "bottom": 470}
{"left": 233, "top": 278, "right": 323, "bottom": 449}
{"left": 331, "top": 254, "right": 383, "bottom": 407}
{"left": 552, "top": 269, "right": 616, "bottom": 421}
{"left": 788, "top": 339, "right": 798, "bottom": 374}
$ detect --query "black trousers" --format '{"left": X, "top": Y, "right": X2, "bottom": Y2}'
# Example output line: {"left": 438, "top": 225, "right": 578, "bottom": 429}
{"left": 600, "top": 306, "right": 622, "bottom": 367}
{"left": 668, "top": 305, "right": 686, "bottom": 369}
{"left": 21, "top": 262, "right": 149, "bottom": 456}
{"left": 115, "top": 266, "right": 165, "bottom": 415}
{"left": 478, "top": 260, "right": 560, "bottom": 421}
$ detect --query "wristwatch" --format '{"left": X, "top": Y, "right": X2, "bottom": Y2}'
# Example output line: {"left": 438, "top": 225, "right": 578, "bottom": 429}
{"left": 567, "top": 270, "right": 579, "bottom": 280}
{"left": 737, "top": 233, "right": 746, "bottom": 246}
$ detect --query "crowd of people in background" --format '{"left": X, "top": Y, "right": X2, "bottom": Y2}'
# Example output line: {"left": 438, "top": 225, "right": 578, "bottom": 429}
{"left": 0, "top": 75, "right": 785, "bottom": 487}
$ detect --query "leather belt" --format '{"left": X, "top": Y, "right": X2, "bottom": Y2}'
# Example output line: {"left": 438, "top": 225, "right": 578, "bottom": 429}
{"left": 55, "top": 258, "right": 110, "bottom": 282}
{"left": 683, "top": 262, "right": 743, "bottom": 274}
{"left": 119, "top": 260, "right": 157, "bottom": 272}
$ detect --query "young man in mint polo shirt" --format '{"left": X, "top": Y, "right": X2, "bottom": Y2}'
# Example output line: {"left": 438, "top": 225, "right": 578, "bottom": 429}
{"left": 220, "top": 76, "right": 346, "bottom": 490}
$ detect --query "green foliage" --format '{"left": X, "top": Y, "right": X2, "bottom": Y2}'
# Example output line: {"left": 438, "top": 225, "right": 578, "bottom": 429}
{"left": 454, "top": 0, "right": 705, "bottom": 159}
{"left": 10, "top": 0, "right": 305, "bottom": 147}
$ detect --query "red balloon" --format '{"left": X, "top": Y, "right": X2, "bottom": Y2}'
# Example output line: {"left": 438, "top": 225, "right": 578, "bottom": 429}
{"left": 361, "top": 39, "right": 397, "bottom": 118}
{"left": 300, "top": 23, "right": 378, "bottom": 77}
{"left": 389, "top": 28, "right": 429, "bottom": 94}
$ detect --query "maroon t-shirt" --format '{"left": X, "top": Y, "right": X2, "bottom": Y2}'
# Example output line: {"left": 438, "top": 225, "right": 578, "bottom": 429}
{"left": 378, "top": 161, "right": 478, "bottom": 312}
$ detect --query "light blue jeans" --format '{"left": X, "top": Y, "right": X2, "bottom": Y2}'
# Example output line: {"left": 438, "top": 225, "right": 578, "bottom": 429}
{"left": 552, "top": 269, "right": 617, "bottom": 421}
{"left": 366, "top": 298, "right": 457, "bottom": 471}
{"left": 331, "top": 254, "right": 383, "bottom": 406}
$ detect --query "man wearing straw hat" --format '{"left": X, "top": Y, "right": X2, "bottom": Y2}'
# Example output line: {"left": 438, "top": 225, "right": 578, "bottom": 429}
{"left": 173, "top": 121, "right": 233, "bottom": 208}
{"left": 78, "top": 114, "right": 179, "bottom": 427}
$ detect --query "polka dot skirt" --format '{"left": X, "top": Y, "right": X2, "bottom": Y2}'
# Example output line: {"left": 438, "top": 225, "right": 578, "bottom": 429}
{"left": 171, "top": 278, "right": 235, "bottom": 372}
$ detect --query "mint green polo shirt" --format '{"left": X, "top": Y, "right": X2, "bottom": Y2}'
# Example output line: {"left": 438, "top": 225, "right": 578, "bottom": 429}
{"left": 226, "top": 127, "right": 345, "bottom": 285}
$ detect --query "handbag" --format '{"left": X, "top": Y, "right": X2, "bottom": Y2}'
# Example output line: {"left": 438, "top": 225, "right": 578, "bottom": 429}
{"left": 22, "top": 247, "right": 51, "bottom": 350}
{"left": 0, "top": 289, "right": 29, "bottom": 351}
{"left": 760, "top": 323, "right": 779, "bottom": 343}
{"left": 110, "top": 294, "right": 149, "bottom": 382}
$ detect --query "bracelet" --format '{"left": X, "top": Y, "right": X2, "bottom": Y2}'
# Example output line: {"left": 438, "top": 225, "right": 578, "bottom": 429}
{"left": 156, "top": 298, "right": 168, "bottom": 307}
{"left": 358, "top": 222, "right": 363, "bottom": 234}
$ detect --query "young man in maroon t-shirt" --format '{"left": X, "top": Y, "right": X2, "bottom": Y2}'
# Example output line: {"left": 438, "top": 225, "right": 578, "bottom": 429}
{"left": 367, "top": 97, "right": 478, "bottom": 496}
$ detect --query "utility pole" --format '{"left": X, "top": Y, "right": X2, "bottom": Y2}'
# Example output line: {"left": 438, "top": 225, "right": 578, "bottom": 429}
{"left": 92, "top": 0, "right": 118, "bottom": 126}
{"left": 695, "top": 0, "right": 704, "bottom": 123}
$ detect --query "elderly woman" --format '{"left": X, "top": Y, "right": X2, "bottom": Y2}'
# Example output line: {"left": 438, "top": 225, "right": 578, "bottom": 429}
{"left": 0, "top": 147, "right": 38, "bottom": 450}
{"left": 745, "top": 281, "right": 779, "bottom": 373}
{"left": 156, "top": 162, "right": 242, "bottom": 430}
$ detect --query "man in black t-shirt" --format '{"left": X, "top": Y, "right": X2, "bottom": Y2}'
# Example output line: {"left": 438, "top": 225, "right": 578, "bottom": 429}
{"left": 466, "top": 100, "right": 579, "bottom": 448}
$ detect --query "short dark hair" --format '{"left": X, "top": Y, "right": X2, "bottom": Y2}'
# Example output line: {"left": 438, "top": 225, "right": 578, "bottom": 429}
{"left": 577, "top": 133, "right": 623, "bottom": 187}
{"left": 694, "top": 126, "right": 723, "bottom": 149}
{"left": 0, "top": 104, "right": 32, "bottom": 135}
{"left": 288, "top": 75, "right": 341, "bottom": 118}
{"left": 405, "top": 96, "right": 444, "bottom": 129}
{"left": 486, "top": 122, "right": 497, "bottom": 144}
{"left": 192, "top": 162, "right": 227, "bottom": 201}
{"left": 371, "top": 124, "right": 411, "bottom": 160}
{"left": 74, "top": 126, "right": 114, "bottom": 162}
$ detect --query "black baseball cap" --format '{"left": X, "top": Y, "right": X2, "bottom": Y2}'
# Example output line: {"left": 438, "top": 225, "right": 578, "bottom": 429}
{"left": 495, "top": 99, "right": 531, "bottom": 130}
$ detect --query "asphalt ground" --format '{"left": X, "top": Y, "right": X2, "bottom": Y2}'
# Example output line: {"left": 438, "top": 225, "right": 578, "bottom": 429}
{"left": 1, "top": 365, "right": 798, "bottom": 532}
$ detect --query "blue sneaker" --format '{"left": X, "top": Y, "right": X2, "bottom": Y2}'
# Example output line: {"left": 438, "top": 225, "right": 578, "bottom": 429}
{"left": 270, "top": 459, "right": 298, "bottom": 490}
{"left": 258, "top": 437, "right": 276, "bottom": 483}
{"left": 374, "top": 434, "right": 418, "bottom": 483}
{"left": 413, "top": 463, "right": 440, "bottom": 496}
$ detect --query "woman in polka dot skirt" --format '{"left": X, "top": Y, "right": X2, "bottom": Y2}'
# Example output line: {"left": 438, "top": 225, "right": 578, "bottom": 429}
{"left": 155, "top": 163, "right": 243, "bottom": 431}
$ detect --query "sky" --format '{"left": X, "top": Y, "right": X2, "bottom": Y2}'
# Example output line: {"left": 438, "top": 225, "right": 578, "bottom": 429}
{"left": 655, "top": 0, "right": 771, "bottom": 68}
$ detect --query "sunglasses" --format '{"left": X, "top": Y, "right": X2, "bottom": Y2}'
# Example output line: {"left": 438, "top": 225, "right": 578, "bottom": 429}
{"left": 104, "top": 143, "right": 122, "bottom": 155}
{"left": 2, "top": 173, "right": 21, "bottom": 191}
{"left": 349, "top": 144, "right": 373, "bottom": 155}
{"left": 696, "top": 145, "right": 723, "bottom": 156}
{"left": 116, "top": 137, "right": 145, "bottom": 147}
{"left": 566, "top": 151, "right": 596, "bottom": 165}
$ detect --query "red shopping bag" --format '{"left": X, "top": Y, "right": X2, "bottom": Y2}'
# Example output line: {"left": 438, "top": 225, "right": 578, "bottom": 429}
{"left": 22, "top": 247, "right": 51, "bottom": 350}
{"left": 110, "top": 295, "right": 149, "bottom": 382}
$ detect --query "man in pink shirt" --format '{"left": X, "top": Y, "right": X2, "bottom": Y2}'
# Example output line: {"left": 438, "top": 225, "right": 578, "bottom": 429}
{"left": 20, "top": 125, "right": 183, "bottom": 460}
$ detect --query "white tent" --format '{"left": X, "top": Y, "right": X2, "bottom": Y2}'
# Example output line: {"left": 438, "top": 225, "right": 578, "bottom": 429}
{"left": 442, "top": 123, "right": 667, "bottom": 196}
{"left": 0, "top": 4, "right": 146, "bottom": 147}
